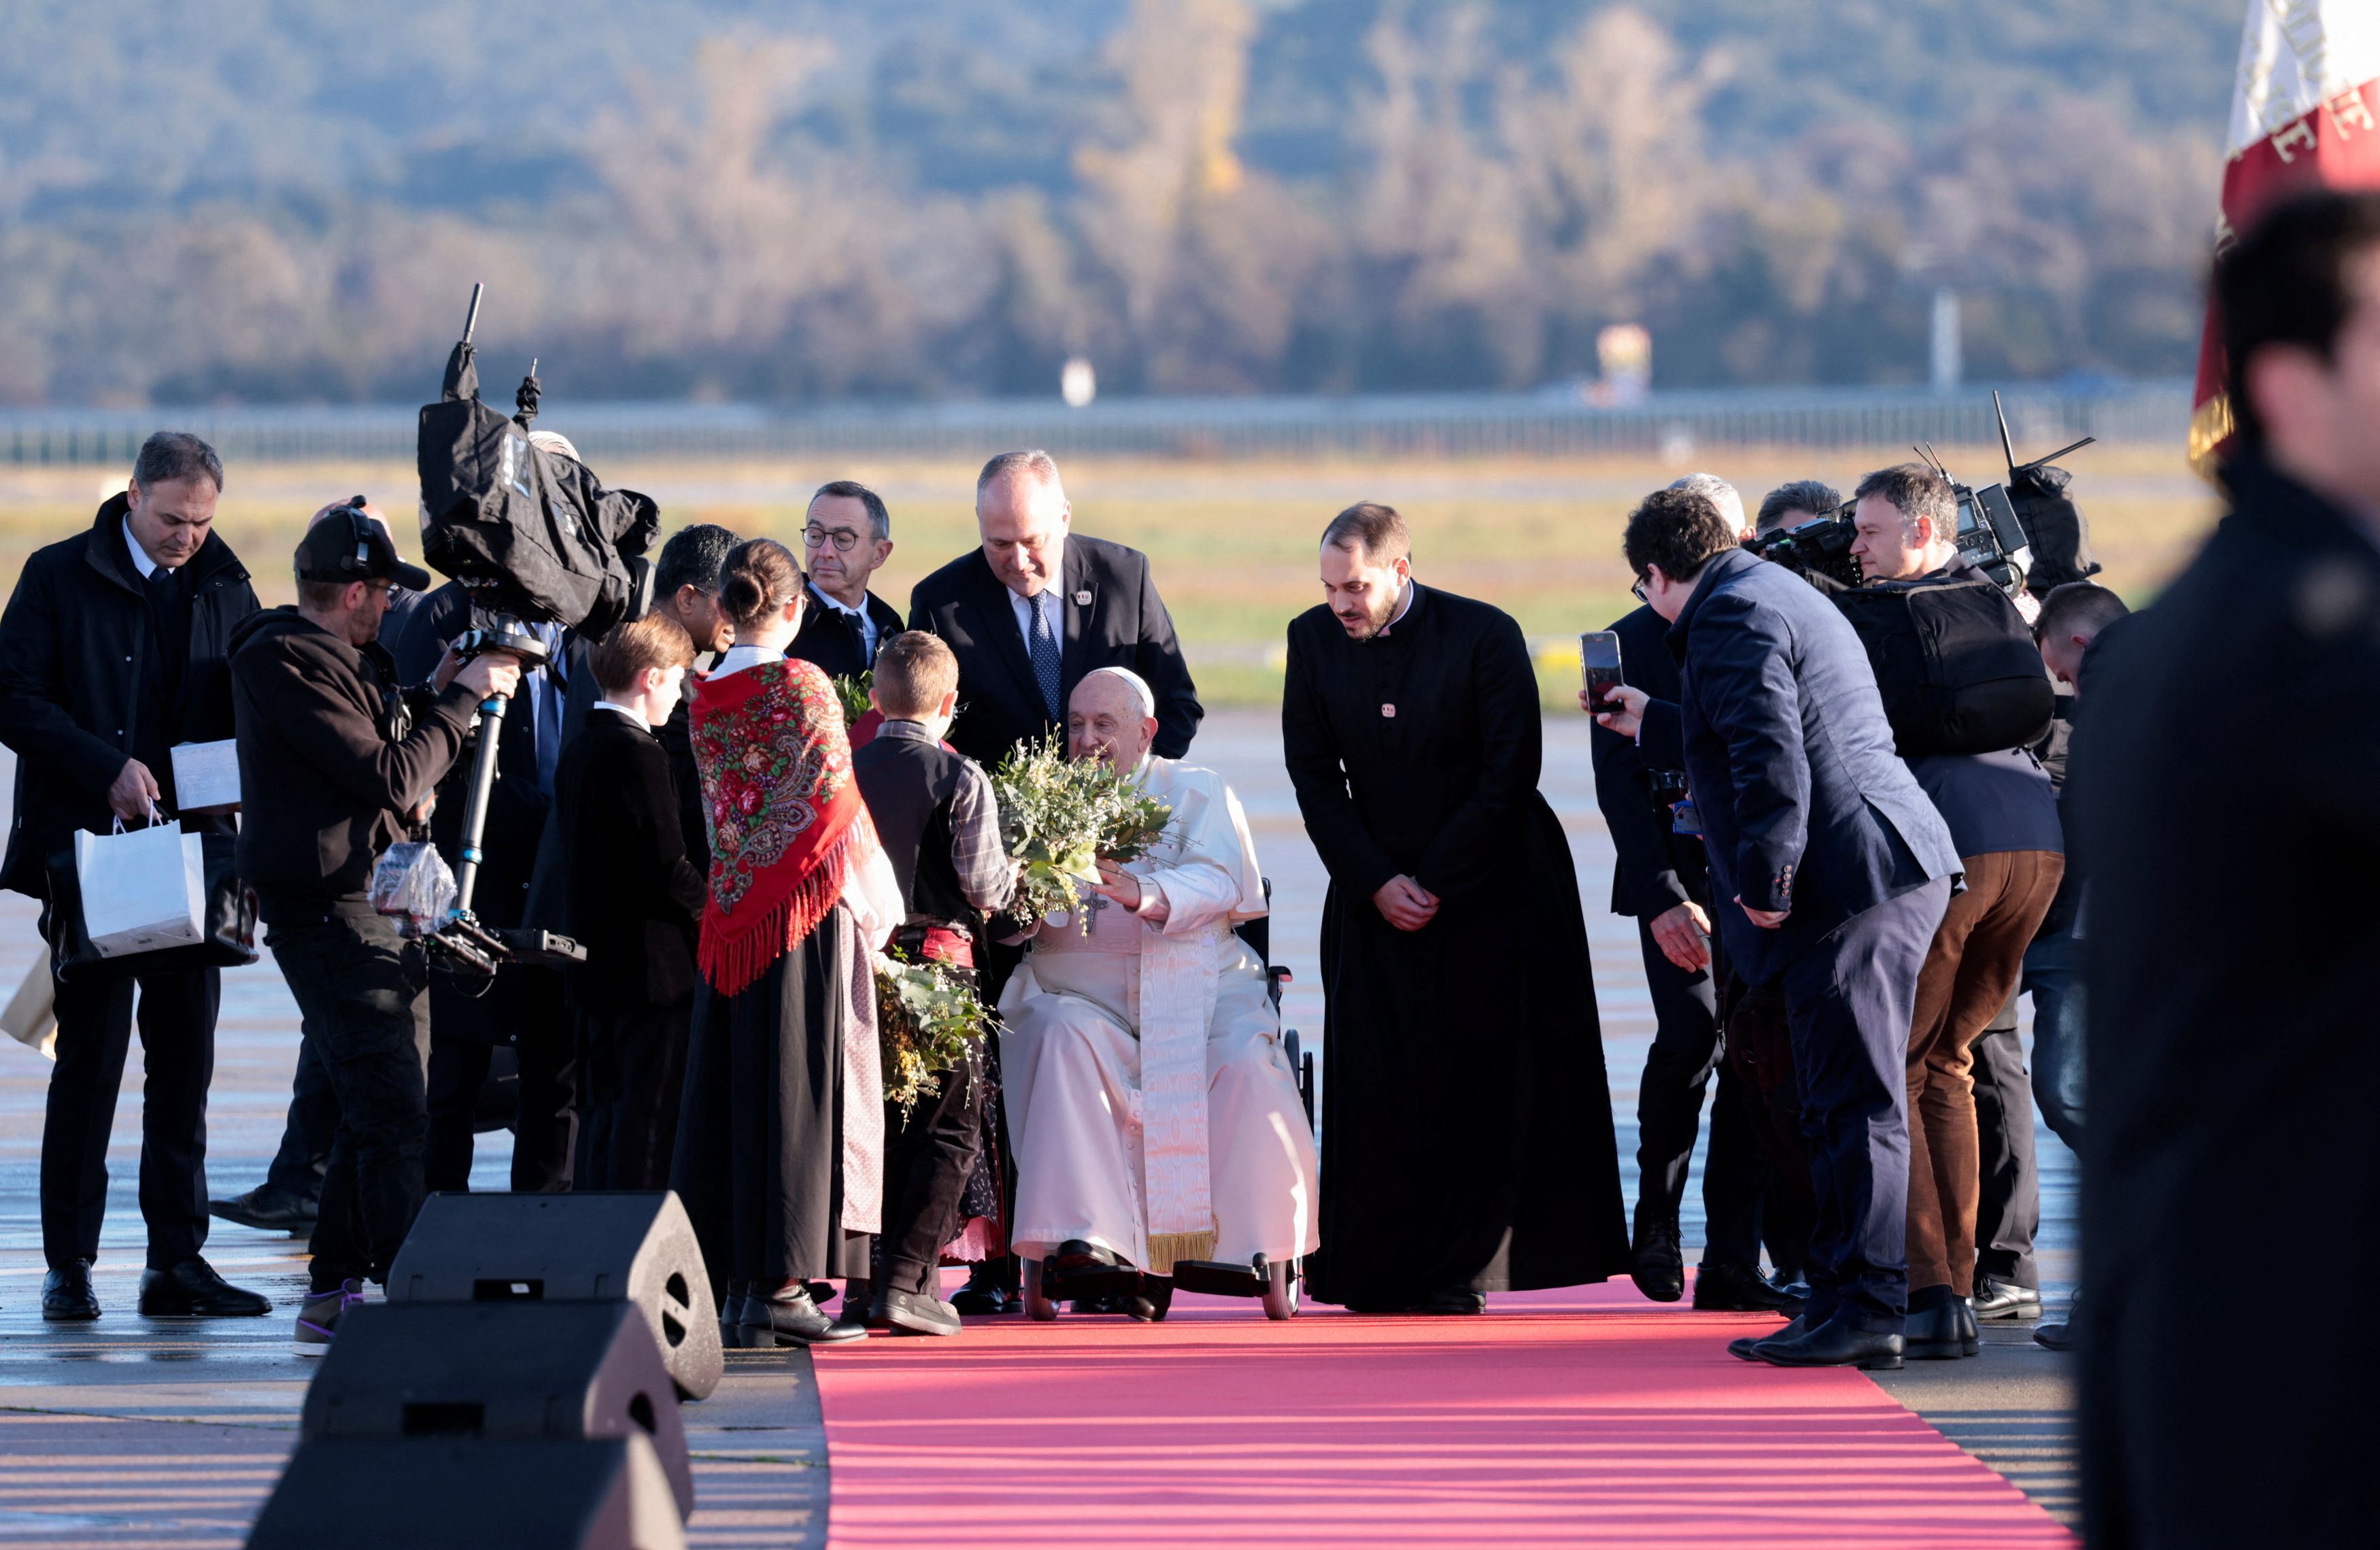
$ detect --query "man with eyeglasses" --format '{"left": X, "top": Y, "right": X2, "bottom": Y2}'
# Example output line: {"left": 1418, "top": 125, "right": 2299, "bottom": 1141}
{"left": 1587, "top": 475, "right": 1804, "bottom": 1317}
{"left": 790, "top": 481, "right": 904, "bottom": 681}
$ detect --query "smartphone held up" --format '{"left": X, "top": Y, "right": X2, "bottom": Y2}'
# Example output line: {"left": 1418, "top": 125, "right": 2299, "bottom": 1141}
{"left": 1580, "top": 631, "right": 1624, "bottom": 714}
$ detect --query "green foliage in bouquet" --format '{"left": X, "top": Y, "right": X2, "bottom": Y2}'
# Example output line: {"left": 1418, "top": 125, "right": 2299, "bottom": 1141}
{"left": 831, "top": 671, "right": 874, "bottom": 728}
{"left": 991, "top": 737, "right": 1172, "bottom": 922}
{"left": 874, "top": 951, "right": 991, "bottom": 1117}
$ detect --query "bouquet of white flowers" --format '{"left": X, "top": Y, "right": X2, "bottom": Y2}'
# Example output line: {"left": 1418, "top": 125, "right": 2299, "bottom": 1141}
{"left": 873, "top": 951, "right": 992, "bottom": 1117}
{"left": 991, "top": 737, "right": 1172, "bottom": 922}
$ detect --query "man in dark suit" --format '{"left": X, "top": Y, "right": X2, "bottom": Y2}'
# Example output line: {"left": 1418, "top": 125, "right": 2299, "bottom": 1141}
{"left": 791, "top": 481, "right": 903, "bottom": 680}
{"left": 2073, "top": 192, "right": 2380, "bottom": 1549}
{"left": 908, "top": 450, "right": 1201, "bottom": 771}
{"left": 0, "top": 431, "right": 271, "bottom": 1321}
{"left": 1589, "top": 592, "right": 1790, "bottom": 1315}
{"left": 1597, "top": 486, "right": 1958, "bottom": 1369}
{"left": 556, "top": 612, "right": 706, "bottom": 1190}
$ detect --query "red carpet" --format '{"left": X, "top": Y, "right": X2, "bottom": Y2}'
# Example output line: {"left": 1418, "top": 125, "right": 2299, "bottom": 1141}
{"left": 812, "top": 1279, "right": 2075, "bottom": 1548}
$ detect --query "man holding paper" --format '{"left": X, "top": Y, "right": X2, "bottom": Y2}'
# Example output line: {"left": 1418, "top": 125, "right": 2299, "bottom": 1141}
{"left": 0, "top": 432, "right": 267, "bottom": 1321}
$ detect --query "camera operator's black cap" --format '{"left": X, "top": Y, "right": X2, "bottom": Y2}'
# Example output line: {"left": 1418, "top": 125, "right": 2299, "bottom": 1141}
{"left": 294, "top": 502, "right": 432, "bottom": 591}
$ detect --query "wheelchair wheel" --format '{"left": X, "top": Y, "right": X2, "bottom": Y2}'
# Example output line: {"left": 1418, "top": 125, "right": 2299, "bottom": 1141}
{"left": 1023, "top": 1262, "right": 1059, "bottom": 1321}
{"left": 1263, "top": 1259, "right": 1300, "bottom": 1320}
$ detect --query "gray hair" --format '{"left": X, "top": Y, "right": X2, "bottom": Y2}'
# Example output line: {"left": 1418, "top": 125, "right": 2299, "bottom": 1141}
{"left": 527, "top": 428, "right": 581, "bottom": 462}
{"left": 1076, "top": 666, "right": 1156, "bottom": 720}
{"left": 1756, "top": 479, "right": 1843, "bottom": 535}
{"left": 812, "top": 479, "right": 891, "bottom": 541}
{"left": 134, "top": 431, "right": 224, "bottom": 493}
{"left": 977, "top": 449, "right": 1064, "bottom": 501}
{"left": 1668, "top": 473, "right": 1745, "bottom": 535}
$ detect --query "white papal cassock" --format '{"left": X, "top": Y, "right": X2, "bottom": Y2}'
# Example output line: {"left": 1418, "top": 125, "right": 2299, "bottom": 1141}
{"left": 998, "top": 756, "right": 1322, "bottom": 1274}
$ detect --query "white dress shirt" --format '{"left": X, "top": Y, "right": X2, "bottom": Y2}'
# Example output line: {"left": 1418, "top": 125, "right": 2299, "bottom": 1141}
{"left": 592, "top": 699, "right": 651, "bottom": 733}
{"left": 123, "top": 518, "right": 169, "bottom": 579}
{"left": 1006, "top": 539, "right": 1069, "bottom": 649}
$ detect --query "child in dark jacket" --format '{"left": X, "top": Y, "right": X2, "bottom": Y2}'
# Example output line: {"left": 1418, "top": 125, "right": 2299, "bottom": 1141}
{"left": 555, "top": 611, "right": 704, "bottom": 1190}
{"left": 846, "top": 631, "right": 1017, "bottom": 1335}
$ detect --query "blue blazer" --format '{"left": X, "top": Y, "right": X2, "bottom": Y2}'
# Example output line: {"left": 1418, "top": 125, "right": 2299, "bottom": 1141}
{"left": 1640, "top": 547, "right": 1958, "bottom": 985}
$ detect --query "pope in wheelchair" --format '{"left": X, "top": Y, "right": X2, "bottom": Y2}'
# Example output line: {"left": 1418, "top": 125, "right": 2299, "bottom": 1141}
{"left": 999, "top": 669, "right": 1321, "bottom": 1321}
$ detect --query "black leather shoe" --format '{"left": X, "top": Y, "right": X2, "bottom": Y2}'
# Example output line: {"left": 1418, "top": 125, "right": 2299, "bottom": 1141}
{"left": 42, "top": 1260, "right": 99, "bottom": 1322}
{"left": 949, "top": 1264, "right": 1016, "bottom": 1316}
{"left": 1904, "top": 1300, "right": 1979, "bottom": 1360}
{"left": 1048, "top": 1241, "right": 1140, "bottom": 1301}
{"left": 740, "top": 1283, "right": 866, "bottom": 1346}
{"left": 2033, "top": 1319, "right": 2073, "bottom": 1351}
{"left": 1629, "top": 1204, "right": 1685, "bottom": 1303}
{"left": 137, "top": 1258, "right": 271, "bottom": 1318}
{"left": 1416, "top": 1286, "right": 1485, "bottom": 1316}
{"left": 1971, "top": 1275, "right": 2041, "bottom": 1320}
{"left": 872, "top": 1286, "right": 963, "bottom": 1336}
{"left": 1751, "top": 1312, "right": 1903, "bottom": 1370}
{"left": 1692, "top": 1262, "right": 1802, "bottom": 1315}
{"left": 1124, "top": 1277, "right": 1174, "bottom": 1322}
{"left": 207, "top": 1185, "right": 318, "bottom": 1235}
{"left": 1729, "top": 1315, "right": 1805, "bottom": 1360}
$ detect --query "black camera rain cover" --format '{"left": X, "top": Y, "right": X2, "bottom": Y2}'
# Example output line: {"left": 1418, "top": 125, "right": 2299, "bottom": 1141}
{"left": 416, "top": 342, "right": 660, "bottom": 633}
{"left": 2009, "top": 463, "right": 2098, "bottom": 592}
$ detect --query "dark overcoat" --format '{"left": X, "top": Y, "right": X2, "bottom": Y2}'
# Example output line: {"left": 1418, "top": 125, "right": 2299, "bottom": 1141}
{"left": 0, "top": 497, "right": 258, "bottom": 898}
{"left": 2071, "top": 454, "right": 2380, "bottom": 1549}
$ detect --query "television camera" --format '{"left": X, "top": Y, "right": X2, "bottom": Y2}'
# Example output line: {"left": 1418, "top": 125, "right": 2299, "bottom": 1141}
{"left": 409, "top": 284, "right": 662, "bottom": 983}
{"left": 1748, "top": 391, "right": 2095, "bottom": 599}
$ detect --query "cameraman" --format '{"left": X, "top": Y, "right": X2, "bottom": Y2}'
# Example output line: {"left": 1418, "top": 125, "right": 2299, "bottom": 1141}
{"left": 231, "top": 512, "right": 520, "bottom": 1352}
{"left": 1844, "top": 467, "right": 2064, "bottom": 1347}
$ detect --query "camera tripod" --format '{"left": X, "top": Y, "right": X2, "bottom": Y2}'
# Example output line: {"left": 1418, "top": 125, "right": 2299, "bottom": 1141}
{"left": 420, "top": 608, "right": 588, "bottom": 983}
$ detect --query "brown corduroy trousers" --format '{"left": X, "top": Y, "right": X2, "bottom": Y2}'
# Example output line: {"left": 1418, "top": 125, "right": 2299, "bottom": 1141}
{"left": 1905, "top": 849, "right": 2066, "bottom": 1296}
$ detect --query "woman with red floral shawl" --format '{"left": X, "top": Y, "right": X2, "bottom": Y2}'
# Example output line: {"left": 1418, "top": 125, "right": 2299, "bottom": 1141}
{"left": 670, "top": 539, "right": 902, "bottom": 1347}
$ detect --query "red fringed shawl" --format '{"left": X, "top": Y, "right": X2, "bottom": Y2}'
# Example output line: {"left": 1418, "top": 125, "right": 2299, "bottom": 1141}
{"left": 690, "top": 658, "right": 865, "bottom": 996}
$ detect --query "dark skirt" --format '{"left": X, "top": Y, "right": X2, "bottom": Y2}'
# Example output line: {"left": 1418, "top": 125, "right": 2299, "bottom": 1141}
{"left": 670, "top": 906, "right": 872, "bottom": 1284}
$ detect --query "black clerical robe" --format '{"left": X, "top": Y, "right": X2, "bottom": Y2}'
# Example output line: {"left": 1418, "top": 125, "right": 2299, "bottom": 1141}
{"left": 1282, "top": 584, "right": 1629, "bottom": 1303}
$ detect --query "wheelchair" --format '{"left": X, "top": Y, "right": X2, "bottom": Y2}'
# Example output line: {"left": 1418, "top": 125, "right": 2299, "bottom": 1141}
{"left": 1023, "top": 879, "right": 1317, "bottom": 1323}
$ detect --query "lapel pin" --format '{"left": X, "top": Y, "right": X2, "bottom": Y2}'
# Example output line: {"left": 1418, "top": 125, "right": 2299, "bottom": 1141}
{"left": 1381, "top": 703, "right": 1397, "bottom": 718}
{"left": 1072, "top": 589, "right": 1092, "bottom": 606}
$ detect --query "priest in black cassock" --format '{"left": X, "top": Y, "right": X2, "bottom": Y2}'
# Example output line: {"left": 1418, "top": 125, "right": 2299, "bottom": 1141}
{"left": 1283, "top": 501, "right": 1629, "bottom": 1313}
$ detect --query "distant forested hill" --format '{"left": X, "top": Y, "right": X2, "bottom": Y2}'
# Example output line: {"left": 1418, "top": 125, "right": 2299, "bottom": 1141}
{"left": 0, "top": 0, "right": 2241, "bottom": 405}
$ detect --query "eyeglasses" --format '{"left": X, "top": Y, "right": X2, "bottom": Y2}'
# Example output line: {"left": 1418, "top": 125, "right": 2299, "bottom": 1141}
{"left": 804, "top": 524, "right": 864, "bottom": 554}
{"left": 1631, "top": 576, "right": 1650, "bottom": 602}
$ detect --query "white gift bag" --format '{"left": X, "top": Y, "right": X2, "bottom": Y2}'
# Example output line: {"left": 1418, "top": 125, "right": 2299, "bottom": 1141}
{"left": 74, "top": 818, "right": 205, "bottom": 959}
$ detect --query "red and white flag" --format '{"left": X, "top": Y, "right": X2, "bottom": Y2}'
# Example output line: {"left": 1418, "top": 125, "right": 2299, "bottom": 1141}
{"left": 2191, "top": 2, "right": 2380, "bottom": 471}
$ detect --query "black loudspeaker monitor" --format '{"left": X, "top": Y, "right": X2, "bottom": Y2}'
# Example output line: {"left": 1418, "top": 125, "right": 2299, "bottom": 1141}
{"left": 386, "top": 1190, "right": 720, "bottom": 1401}
{"left": 301, "top": 1300, "right": 695, "bottom": 1519}
{"left": 247, "top": 1435, "right": 684, "bottom": 1550}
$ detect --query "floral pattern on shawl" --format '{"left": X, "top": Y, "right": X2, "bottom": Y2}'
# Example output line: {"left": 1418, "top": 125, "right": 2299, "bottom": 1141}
{"left": 690, "top": 658, "right": 865, "bottom": 994}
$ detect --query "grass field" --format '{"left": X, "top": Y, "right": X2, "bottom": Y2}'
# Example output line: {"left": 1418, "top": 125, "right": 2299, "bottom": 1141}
{"left": 0, "top": 445, "right": 2220, "bottom": 707}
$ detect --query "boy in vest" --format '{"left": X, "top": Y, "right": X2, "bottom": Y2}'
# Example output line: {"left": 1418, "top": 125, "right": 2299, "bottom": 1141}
{"left": 847, "top": 631, "right": 1017, "bottom": 1335}
{"left": 556, "top": 611, "right": 706, "bottom": 1191}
